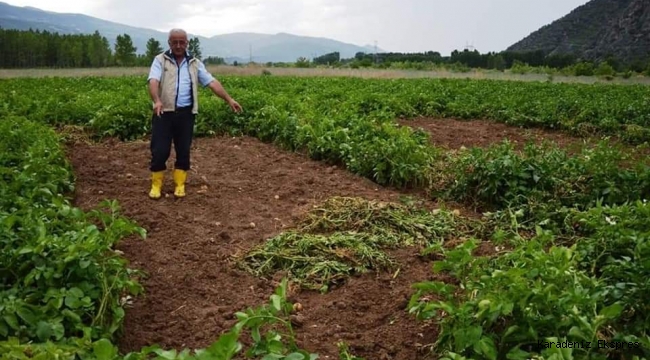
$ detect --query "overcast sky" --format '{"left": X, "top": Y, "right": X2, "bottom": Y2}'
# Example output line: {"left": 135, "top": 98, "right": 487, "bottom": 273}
{"left": 6, "top": 0, "right": 590, "bottom": 54}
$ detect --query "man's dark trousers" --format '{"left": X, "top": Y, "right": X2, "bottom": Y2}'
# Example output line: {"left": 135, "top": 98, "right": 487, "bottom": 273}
{"left": 150, "top": 107, "right": 195, "bottom": 172}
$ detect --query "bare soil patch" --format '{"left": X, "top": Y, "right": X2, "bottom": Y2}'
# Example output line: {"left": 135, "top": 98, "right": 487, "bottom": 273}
{"left": 399, "top": 117, "right": 592, "bottom": 152}
{"left": 67, "top": 135, "right": 441, "bottom": 360}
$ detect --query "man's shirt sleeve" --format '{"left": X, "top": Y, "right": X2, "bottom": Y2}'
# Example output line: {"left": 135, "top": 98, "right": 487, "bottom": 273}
{"left": 148, "top": 57, "right": 162, "bottom": 82}
{"left": 197, "top": 61, "right": 215, "bottom": 86}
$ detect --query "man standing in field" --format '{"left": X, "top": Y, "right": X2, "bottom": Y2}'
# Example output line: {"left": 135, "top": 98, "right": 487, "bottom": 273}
{"left": 146, "top": 28, "right": 242, "bottom": 199}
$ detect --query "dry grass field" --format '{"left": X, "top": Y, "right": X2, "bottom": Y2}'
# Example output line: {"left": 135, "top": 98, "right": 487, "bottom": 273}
{"left": 3, "top": 64, "right": 650, "bottom": 85}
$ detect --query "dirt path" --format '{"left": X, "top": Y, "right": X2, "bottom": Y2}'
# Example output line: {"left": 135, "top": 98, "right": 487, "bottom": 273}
{"left": 68, "top": 135, "right": 440, "bottom": 360}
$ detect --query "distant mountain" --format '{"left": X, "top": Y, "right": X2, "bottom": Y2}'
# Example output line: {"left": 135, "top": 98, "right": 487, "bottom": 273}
{"left": 203, "top": 32, "right": 381, "bottom": 63}
{"left": 0, "top": 1, "right": 380, "bottom": 63}
{"left": 507, "top": 0, "right": 650, "bottom": 66}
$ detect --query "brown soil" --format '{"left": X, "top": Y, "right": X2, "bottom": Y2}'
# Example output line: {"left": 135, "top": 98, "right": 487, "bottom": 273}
{"left": 399, "top": 117, "right": 594, "bottom": 152}
{"left": 67, "top": 135, "right": 442, "bottom": 360}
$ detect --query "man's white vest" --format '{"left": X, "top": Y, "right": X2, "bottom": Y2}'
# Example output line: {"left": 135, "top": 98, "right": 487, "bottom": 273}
{"left": 155, "top": 51, "right": 200, "bottom": 114}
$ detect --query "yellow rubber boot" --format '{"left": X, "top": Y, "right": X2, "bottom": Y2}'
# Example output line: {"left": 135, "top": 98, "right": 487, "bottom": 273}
{"left": 149, "top": 171, "right": 164, "bottom": 199}
{"left": 173, "top": 169, "right": 187, "bottom": 198}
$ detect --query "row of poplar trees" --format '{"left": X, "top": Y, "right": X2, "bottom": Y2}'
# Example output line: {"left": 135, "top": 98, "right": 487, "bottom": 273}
{"left": 0, "top": 28, "right": 202, "bottom": 68}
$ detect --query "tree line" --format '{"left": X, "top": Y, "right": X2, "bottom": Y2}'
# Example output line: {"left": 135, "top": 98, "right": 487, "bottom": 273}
{"left": 2, "top": 27, "right": 646, "bottom": 74}
{"left": 0, "top": 28, "right": 203, "bottom": 68}
{"left": 314, "top": 48, "right": 644, "bottom": 73}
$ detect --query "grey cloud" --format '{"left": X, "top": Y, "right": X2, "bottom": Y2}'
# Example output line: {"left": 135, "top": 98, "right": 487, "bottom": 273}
{"left": 13, "top": 0, "right": 592, "bottom": 54}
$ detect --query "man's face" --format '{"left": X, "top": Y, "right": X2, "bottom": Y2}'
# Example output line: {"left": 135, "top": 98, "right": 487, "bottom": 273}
{"left": 168, "top": 33, "right": 188, "bottom": 57}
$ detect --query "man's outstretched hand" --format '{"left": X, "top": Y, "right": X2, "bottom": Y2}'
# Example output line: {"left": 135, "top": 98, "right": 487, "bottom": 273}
{"left": 207, "top": 79, "right": 242, "bottom": 113}
{"left": 228, "top": 98, "right": 243, "bottom": 113}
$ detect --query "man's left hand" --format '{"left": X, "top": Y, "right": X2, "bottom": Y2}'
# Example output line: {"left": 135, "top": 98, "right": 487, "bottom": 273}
{"left": 228, "top": 99, "right": 243, "bottom": 113}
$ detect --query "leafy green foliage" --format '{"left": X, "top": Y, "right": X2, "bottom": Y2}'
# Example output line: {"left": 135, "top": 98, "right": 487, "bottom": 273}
{"left": 3, "top": 75, "right": 650, "bottom": 187}
{"left": 572, "top": 201, "right": 650, "bottom": 336}
{"left": 409, "top": 202, "right": 650, "bottom": 360}
{"left": 1, "top": 279, "right": 320, "bottom": 360}
{"left": 0, "top": 116, "right": 145, "bottom": 343}
{"left": 0, "top": 116, "right": 146, "bottom": 358}
{"left": 0, "top": 115, "right": 74, "bottom": 210}
{"left": 3, "top": 74, "right": 650, "bottom": 360}
{"left": 433, "top": 140, "right": 650, "bottom": 228}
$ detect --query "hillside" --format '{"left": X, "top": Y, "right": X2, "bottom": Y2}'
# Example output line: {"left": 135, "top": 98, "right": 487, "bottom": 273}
{"left": 0, "top": 1, "right": 378, "bottom": 63}
{"left": 507, "top": 0, "right": 650, "bottom": 66}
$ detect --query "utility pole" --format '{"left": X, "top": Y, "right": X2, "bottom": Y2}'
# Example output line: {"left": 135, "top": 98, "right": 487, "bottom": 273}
{"left": 374, "top": 40, "right": 378, "bottom": 64}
